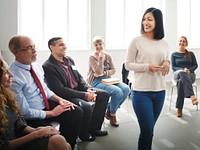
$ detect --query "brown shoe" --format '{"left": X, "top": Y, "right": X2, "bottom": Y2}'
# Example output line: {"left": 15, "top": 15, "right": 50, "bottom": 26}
{"left": 110, "top": 115, "right": 119, "bottom": 127}
{"left": 105, "top": 110, "right": 110, "bottom": 120}
{"left": 176, "top": 108, "right": 182, "bottom": 117}
{"left": 192, "top": 98, "right": 198, "bottom": 105}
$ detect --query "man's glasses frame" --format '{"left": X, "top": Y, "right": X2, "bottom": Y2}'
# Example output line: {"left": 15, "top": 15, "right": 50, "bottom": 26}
{"left": 17, "top": 45, "right": 38, "bottom": 52}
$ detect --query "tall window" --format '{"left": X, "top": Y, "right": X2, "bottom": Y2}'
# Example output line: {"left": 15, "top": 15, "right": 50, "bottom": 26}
{"left": 106, "top": 0, "right": 124, "bottom": 49}
{"left": 106, "top": 0, "right": 165, "bottom": 49}
{"left": 177, "top": 0, "right": 200, "bottom": 47}
{"left": 19, "top": 0, "right": 90, "bottom": 50}
{"left": 22, "top": 1, "right": 200, "bottom": 51}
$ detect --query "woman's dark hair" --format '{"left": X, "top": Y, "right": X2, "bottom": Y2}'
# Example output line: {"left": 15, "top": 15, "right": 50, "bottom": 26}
{"left": 140, "top": 7, "right": 164, "bottom": 39}
{"left": 180, "top": 36, "right": 191, "bottom": 59}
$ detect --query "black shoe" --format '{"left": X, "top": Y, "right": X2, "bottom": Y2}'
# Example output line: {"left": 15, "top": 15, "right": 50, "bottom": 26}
{"left": 79, "top": 133, "right": 96, "bottom": 142}
{"left": 90, "top": 130, "right": 108, "bottom": 137}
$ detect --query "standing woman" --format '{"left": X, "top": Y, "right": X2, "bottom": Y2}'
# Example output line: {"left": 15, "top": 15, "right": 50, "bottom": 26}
{"left": 0, "top": 59, "right": 71, "bottom": 150}
{"left": 125, "top": 8, "right": 170, "bottom": 150}
{"left": 87, "top": 36, "right": 130, "bottom": 127}
{"left": 171, "top": 36, "right": 198, "bottom": 117}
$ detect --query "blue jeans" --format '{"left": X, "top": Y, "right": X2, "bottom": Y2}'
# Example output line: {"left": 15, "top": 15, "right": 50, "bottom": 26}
{"left": 132, "top": 90, "right": 165, "bottom": 150}
{"left": 92, "top": 77, "right": 130, "bottom": 114}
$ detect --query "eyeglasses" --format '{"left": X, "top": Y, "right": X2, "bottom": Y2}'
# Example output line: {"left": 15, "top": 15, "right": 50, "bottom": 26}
{"left": 17, "top": 45, "right": 38, "bottom": 52}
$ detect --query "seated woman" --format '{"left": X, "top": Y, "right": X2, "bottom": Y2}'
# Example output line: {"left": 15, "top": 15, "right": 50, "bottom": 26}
{"left": 171, "top": 36, "right": 198, "bottom": 117}
{"left": 0, "top": 58, "right": 71, "bottom": 150}
{"left": 87, "top": 36, "right": 130, "bottom": 127}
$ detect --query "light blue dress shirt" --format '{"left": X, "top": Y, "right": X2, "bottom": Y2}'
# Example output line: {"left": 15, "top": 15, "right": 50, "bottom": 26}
{"left": 9, "top": 60, "right": 54, "bottom": 119}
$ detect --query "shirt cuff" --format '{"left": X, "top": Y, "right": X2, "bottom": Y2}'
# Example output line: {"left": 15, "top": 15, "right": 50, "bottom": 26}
{"left": 40, "top": 110, "right": 46, "bottom": 119}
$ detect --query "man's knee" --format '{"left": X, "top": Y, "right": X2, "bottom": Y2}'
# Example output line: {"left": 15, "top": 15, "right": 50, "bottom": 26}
{"left": 97, "top": 90, "right": 110, "bottom": 100}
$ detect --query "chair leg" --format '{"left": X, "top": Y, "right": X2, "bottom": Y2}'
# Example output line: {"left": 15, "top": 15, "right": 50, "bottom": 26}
{"left": 170, "top": 84, "right": 198, "bottom": 111}
{"left": 194, "top": 86, "right": 198, "bottom": 111}
{"left": 169, "top": 86, "right": 174, "bottom": 110}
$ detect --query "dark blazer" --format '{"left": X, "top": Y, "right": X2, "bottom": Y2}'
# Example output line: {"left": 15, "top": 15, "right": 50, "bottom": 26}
{"left": 42, "top": 55, "right": 90, "bottom": 100}
{"left": 43, "top": 55, "right": 109, "bottom": 133}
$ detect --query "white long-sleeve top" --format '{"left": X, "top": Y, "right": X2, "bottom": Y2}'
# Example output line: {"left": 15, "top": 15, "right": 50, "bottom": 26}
{"left": 125, "top": 35, "right": 170, "bottom": 91}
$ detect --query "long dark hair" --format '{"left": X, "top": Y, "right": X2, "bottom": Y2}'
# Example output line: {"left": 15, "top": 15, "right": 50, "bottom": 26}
{"left": 141, "top": 7, "right": 165, "bottom": 39}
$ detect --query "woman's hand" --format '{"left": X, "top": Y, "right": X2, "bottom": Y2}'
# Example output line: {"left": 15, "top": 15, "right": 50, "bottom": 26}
{"left": 99, "top": 51, "right": 105, "bottom": 60}
{"left": 184, "top": 67, "right": 190, "bottom": 74}
{"left": 149, "top": 64, "right": 163, "bottom": 72}
{"left": 161, "top": 60, "right": 170, "bottom": 76}
{"left": 99, "top": 51, "right": 104, "bottom": 57}
{"left": 33, "top": 126, "right": 60, "bottom": 139}
{"left": 94, "top": 73, "right": 104, "bottom": 77}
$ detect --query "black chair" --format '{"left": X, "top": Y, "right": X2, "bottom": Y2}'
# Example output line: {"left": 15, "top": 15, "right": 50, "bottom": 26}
{"left": 122, "top": 63, "right": 132, "bottom": 90}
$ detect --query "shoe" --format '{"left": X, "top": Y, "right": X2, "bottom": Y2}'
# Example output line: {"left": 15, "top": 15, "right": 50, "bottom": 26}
{"left": 110, "top": 115, "right": 119, "bottom": 127}
{"left": 105, "top": 109, "right": 110, "bottom": 120}
{"left": 192, "top": 98, "right": 198, "bottom": 105}
{"left": 79, "top": 133, "right": 96, "bottom": 142}
{"left": 90, "top": 130, "right": 108, "bottom": 137}
{"left": 176, "top": 108, "right": 182, "bottom": 117}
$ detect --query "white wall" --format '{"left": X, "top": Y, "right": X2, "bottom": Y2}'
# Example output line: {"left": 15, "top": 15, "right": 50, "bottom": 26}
{"left": 0, "top": 0, "right": 17, "bottom": 63}
{"left": 0, "top": 0, "right": 199, "bottom": 82}
{"left": 0, "top": 0, "right": 125, "bottom": 80}
{"left": 37, "top": 49, "right": 126, "bottom": 80}
{"left": 190, "top": 48, "right": 200, "bottom": 78}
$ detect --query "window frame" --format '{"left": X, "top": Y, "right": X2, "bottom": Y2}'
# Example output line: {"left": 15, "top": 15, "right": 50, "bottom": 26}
{"left": 18, "top": 0, "right": 91, "bottom": 51}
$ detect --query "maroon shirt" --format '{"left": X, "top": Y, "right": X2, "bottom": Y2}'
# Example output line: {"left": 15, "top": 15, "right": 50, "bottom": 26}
{"left": 58, "top": 58, "right": 78, "bottom": 89}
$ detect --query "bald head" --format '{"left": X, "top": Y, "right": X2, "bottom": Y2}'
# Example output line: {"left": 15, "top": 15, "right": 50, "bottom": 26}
{"left": 8, "top": 35, "right": 37, "bottom": 64}
{"left": 8, "top": 35, "right": 32, "bottom": 54}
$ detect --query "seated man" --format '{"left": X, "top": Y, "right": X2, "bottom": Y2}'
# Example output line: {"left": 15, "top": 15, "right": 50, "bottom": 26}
{"left": 0, "top": 58, "right": 71, "bottom": 150}
{"left": 8, "top": 35, "right": 82, "bottom": 149}
{"left": 42, "top": 37, "right": 109, "bottom": 141}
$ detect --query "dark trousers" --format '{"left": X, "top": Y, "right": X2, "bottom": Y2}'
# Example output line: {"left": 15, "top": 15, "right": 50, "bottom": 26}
{"left": 69, "top": 88, "right": 109, "bottom": 136}
{"left": 89, "top": 88, "right": 109, "bottom": 131}
{"left": 26, "top": 101, "right": 83, "bottom": 150}
{"left": 176, "top": 72, "right": 196, "bottom": 109}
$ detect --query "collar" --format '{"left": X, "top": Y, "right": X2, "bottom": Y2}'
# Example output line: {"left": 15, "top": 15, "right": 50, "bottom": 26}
{"left": 51, "top": 55, "right": 69, "bottom": 63}
{"left": 14, "top": 60, "right": 33, "bottom": 71}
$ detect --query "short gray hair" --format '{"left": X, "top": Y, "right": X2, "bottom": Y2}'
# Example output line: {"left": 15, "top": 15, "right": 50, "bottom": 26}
{"left": 92, "top": 36, "right": 104, "bottom": 45}
{"left": 8, "top": 35, "right": 22, "bottom": 54}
